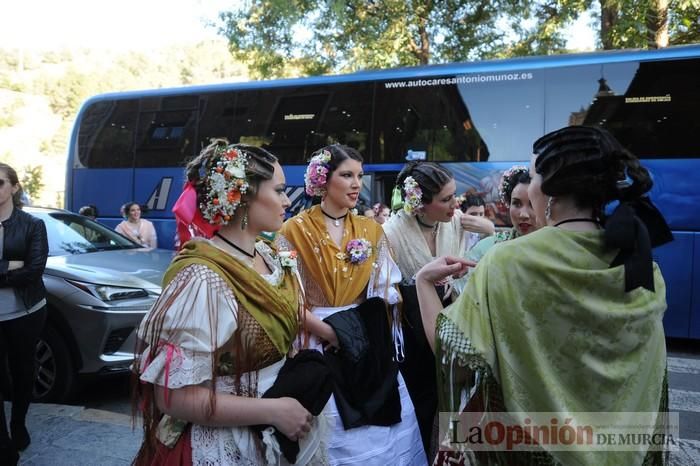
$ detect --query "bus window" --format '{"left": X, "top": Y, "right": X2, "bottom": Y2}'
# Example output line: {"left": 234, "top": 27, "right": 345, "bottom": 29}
{"left": 315, "top": 82, "right": 374, "bottom": 157}
{"left": 78, "top": 99, "right": 139, "bottom": 168}
{"left": 545, "top": 58, "right": 700, "bottom": 159}
{"left": 374, "top": 80, "right": 479, "bottom": 163}
{"left": 455, "top": 69, "right": 544, "bottom": 162}
{"left": 134, "top": 96, "right": 198, "bottom": 168}
{"left": 197, "top": 91, "right": 237, "bottom": 148}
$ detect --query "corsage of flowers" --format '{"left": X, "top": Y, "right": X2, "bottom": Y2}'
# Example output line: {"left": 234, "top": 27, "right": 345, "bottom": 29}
{"left": 498, "top": 165, "right": 529, "bottom": 205}
{"left": 200, "top": 145, "right": 249, "bottom": 225}
{"left": 402, "top": 176, "right": 423, "bottom": 215}
{"left": 344, "top": 238, "right": 372, "bottom": 265}
{"left": 277, "top": 249, "right": 298, "bottom": 270}
{"left": 304, "top": 149, "right": 332, "bottom": 196}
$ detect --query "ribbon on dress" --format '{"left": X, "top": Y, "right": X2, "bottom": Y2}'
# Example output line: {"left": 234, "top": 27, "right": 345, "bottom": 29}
{"left": 172, "top": 181, "right": 219, "bottom": 248}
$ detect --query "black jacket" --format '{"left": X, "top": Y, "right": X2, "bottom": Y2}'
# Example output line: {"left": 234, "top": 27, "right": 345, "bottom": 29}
{"left": 322, "top": 297, "right": 401, "bottom": 429}
{"left": 0, "top": 207, "right": 48, "bottom": 310}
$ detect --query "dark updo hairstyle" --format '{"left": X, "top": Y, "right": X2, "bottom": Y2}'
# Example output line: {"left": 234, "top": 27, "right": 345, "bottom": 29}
{"left": 396, "top": 161, "right": 454, "bottom": 205}
{"left": 185, "top": 139, "right": 278, "bottom": 213}
{"left": 120, "top": 201, "right": 141, "bottom": 219}
{"left": 320, "top": 144, "right": 364, "bottom": 180}
{"left": 460, "top": 194, "right": 486, "bottom": 213}
{"left": 0, "top": 163, "right": 24, "bottom": 209}
{"left": 533, "top": 126, "right": 652, "bottom": 216}
{"left": 500, "top": 168, "right": 531, "bottom": 206}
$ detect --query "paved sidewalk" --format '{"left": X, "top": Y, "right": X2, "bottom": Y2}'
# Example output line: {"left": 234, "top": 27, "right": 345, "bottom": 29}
{"left": 4, "top": 402, "right": 140, "bottom": 466}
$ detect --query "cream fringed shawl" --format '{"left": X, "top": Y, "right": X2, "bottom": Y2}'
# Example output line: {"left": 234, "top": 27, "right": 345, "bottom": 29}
{"left": 383, "top": 210, "right": 465, "bottom": 283}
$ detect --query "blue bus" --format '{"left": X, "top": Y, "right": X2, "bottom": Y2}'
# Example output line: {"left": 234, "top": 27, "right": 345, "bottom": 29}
{"left": 66, "top": 45, "right": 700, "bottom": 339}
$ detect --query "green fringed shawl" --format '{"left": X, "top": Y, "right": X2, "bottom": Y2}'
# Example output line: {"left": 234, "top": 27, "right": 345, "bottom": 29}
{"left": 436, "top": 227, "right": 668, "bottom": 466}
{"left": 163, "top": 240, "right": 299, "bottom": 357}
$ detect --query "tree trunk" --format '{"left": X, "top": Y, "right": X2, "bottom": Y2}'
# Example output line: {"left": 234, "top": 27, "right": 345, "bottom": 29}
{"left": 600, "top": 1, "right": 618, "bottom": 50}
{"left": 646, "top": 0, "right": 669, "bottom": 48}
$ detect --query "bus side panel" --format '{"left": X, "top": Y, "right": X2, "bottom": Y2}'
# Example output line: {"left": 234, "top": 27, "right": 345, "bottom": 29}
{"left": 691, "top": 234, "right": 700, "bottom": 339}
{"left": 655, "top": 232, "right": 694, "bottom": 338}
{"left": 133, "top": 168, "right": 186, "bottom": 250}
{"left": 72, "top": 168, "right": 133, "bottom": 218}
{"left": 645, "top": 159, "right": 700, "bottom": 232}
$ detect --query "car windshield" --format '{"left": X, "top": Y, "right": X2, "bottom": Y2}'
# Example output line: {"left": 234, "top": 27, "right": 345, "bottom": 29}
{"left": 30, "top": 211, "right": 142, "bottom": 256}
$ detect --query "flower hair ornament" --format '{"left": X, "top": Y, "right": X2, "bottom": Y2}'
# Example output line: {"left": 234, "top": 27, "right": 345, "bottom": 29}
{"left": 304, "top": 149, "right": 332, "bottom": 196}
{"left": 498, "top": 165, "right": 529, "bottom": 205}
{"left": 200, "top": 144, "right": 249, "bottom": 225}
{"left": 402, "top": 176, "right": 423, "bottom": 215}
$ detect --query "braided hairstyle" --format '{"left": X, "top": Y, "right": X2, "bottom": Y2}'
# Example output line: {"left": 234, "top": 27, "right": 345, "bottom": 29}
{"left": 396, "top": 161, "right": 453, "bottom": 205}
{"left": 320, "top": 144, "right": 364, "bottom": 178}
{"left": 185, "top": 139, "right": 278, "bottom": 211}
{"left": 533, "top": 126, "right": 652, "bottom": 216}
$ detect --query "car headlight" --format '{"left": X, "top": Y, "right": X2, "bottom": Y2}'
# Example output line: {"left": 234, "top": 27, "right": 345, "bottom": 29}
{"left": 66, "top": 279, "right": 150, "bottom": 302}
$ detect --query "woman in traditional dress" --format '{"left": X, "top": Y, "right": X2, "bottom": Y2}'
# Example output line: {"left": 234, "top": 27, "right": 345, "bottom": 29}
{"left": 133, "top": 140, "right": 328, "bottom": 466}
{"left": 465, "top": 166, "right": 535, "bottom": 263}
{"left": 279, "top": 144, "right": 426, "bottom": 466}
{"left": 382, "top": 162, "right": 466, "bottom": 459}
{"left": 417, "top": 126, "right": 672, "bottom": 465}
{"left": 115, "top": 201, "right": 158, "bottom": 248}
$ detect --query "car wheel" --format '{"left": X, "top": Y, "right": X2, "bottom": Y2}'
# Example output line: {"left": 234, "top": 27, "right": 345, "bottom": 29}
{"left": 33, "top": 325, "right": 76, "bottom": 403}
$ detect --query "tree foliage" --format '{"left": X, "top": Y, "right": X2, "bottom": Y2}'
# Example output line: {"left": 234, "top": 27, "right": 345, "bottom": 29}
{"left": 21, "top": 165, "right": 44, "bottom": 201}
{"left": 218, "top": 0, "right": 700, "bottom": 78}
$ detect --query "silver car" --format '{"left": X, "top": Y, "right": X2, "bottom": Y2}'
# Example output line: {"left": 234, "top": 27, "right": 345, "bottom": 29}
{"left": 26, "top": 207, "right": 173, "bottom": 402}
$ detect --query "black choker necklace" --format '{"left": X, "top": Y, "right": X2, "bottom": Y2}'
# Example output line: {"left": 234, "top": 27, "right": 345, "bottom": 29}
{"left": 416, "top": 215, "right": 438, "bottom": 230}
{"left": 321, "top": 208, "right": 348, "bottom": 227}
{"left": 553, "top": 218, "right": 600, "bottom": 228}
{"left": 215, "top": 232, "right": 256, "bottom": 259}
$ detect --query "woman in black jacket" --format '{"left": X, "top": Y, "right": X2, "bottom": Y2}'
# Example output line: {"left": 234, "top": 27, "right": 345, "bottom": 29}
{"left": 0, "top": 163, "right": 48, "bottom": 465}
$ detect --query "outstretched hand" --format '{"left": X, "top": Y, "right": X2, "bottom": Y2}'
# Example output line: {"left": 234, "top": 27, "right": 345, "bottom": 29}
{"left": 416, "top": 256, "right": 474, "bottom": 284}
{"left": 460, "top": 214, "right": 495, "bottom": 235}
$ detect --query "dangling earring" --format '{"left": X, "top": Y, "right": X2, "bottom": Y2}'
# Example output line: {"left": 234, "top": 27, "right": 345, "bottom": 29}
{"left": 241, "top": 204, "right": 249, "bottom": 230}
{"left": 545, "top": 196, "right": 553, "bottom": 222}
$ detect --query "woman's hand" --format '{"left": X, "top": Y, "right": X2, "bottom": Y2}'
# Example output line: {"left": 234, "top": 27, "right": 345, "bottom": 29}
{"left": 460, "top": 214, "right": 495, "bottom": 235}
{"left": 271, "top": 397, "right": 313, "bottom": 441}
{"left": 321, "top": 322, "right": 339, "bottom": 351}
{"left": 8, "top": 260, "right": 24, "bottom": 271}
{"left": 416, "top": 256, "right": 474, "bottom": 284}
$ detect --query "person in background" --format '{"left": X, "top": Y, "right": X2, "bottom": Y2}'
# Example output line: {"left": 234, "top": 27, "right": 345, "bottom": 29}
{"left": 78, "top": 205, "right": 98, "bottom": 220}
{"left": 383, "top": 161, "right": 465, "bottom": 460}
{"left": 133, "top": 140, "right": 328, "bottom": 465}
{"left": 0, "top": 163, "right": 48, "bottom": 466}
{"left": 362, "top": 206, "right": 376, "bottom": 219}
{"left": 372, "top": 203, "right": 390, "bottom": 224}
{"left": 458, "top": 194, "right": 494, "bottom": 253}
{"left": 115, "top": 202, "right": 158, "bottom": 248}
{"left": 279, "top": 144, "right": 426, "bottom": 465}
{"left": 417, "top": 126, "right": 672, "bottom": 465}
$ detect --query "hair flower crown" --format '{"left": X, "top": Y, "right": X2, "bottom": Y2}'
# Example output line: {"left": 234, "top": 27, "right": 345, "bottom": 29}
{"left": 498, "top": 165, "right": 529, "bottom": 204}
{"left": 402, "top": 176, "right": 423, "bottom": 215}
{"left": 304, "top": 149, "right": 332, "bottom": 196}
{"left": 200, "top": 144, "right": 249, "bottom": 225}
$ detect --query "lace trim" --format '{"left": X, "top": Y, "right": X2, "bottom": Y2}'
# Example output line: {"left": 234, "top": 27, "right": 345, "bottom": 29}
{"left": 139, "top": 346, "right": 214, "bottom": 389}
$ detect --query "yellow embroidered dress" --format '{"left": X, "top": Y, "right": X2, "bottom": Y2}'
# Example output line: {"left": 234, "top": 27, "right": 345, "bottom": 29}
{"left": 279, "top": 206, "right": 427, "bottom": 466}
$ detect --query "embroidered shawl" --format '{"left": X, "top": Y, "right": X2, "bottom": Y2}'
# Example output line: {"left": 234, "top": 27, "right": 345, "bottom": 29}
{"left": 437, "top": 227, "right": 668, "bottom": 466}
{"left": 280, "top": 205, "right": 384, "bottom": 307}
{"left": 383, "top": 210, "right": 464, "bottom": 282}
{"left": 163, "top": 240, "right": 300, "bottom": 356}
